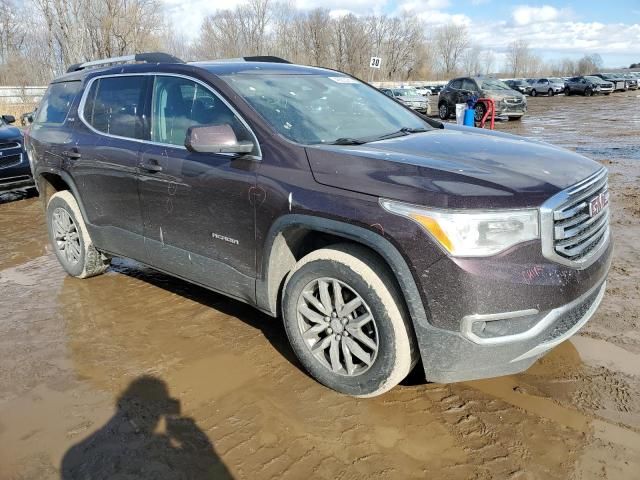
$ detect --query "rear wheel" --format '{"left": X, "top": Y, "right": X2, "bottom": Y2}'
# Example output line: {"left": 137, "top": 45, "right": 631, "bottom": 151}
{"left": 438, "top": 102, "right": 450, "bottom": 120}
{"left": 46, "top": 191, "right": 110, "bottom": 278}
{"left": 282, "top": 244, "right": 417, "bottom": 397}
{"left": 531, "top": 89, "right": 537, "bottom": 97}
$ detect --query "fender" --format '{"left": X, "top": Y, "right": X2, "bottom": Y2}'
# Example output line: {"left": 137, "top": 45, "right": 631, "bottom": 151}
{"left": 256, "top": 214, "right": 433, "bottom": 332}
{"left": 36, "top": 167, "right": 91, "bottom": 225}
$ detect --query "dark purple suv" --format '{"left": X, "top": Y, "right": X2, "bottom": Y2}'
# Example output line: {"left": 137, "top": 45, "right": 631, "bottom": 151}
{"left": 25, "top": 53, "right": 612, "bottom": 396}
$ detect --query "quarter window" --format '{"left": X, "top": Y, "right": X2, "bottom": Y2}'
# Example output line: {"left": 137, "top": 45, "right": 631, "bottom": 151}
{"left": 151, "top": 76, "right": 251, "bottom": 147}
{"left": 83, "top": 76, "right": 147, "bottom": 140}
{"left": 34, "top": 81, "right": 82, "bottom": 125}
{"left": 450, "top": 79, "right": 462, "bottom": 89}
{"left": 461, "top": 79, "right": 476, "bottom": 91}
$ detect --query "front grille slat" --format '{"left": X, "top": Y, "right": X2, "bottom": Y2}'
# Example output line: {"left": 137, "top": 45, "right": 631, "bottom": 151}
{"left": 550, "top": 168, "right": 610, "bottom": 263}
{"left": 557, "top": 206, "right": 608, "bottom": 239}
{"left": 556, "top": 212, "right": 609, "bottom": 248}
{"left": 0, "top": 154, "right": 22, "bottom": 169}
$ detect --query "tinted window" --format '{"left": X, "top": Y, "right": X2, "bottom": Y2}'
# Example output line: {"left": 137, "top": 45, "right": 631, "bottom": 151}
{"left": 450, "top": 79, "right": 462, "bottom": 89}
{"left": 34, "top": 81, "right": 82, "bottom": 125}
{"left": 461, "top": 79, "right": 477, "bottom": 91}
{"left": 83, "top": 76, "right": 147, "bottom": 139}
{"left": 151, "top": 76, "right": 251, "bottom": 147}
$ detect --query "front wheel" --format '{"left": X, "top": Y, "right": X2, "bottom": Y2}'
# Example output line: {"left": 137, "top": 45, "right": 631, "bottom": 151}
{"left": 531, "top": 89, "right": 537, "bottom": 97}
{"left": 46, "top": 191, "right": 110, "bottom": 278}
{"left": 565, "top": 87, "right": 571, "bottom": 96}
{"left": 548, "top": 89, "right": 554, "bottom": 96}
{"left": 282, "top": 244, "right": 417, "bottom": 397}
{"left": 584, "top": 88, "right": 592, "bottom": 97}
{"left": 474, "top": 103, "right": 486, "bottom": 123}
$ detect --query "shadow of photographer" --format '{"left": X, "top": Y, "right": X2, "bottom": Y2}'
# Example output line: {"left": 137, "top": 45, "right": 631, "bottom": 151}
{"left": 61, "top": 375, "right": 232, "bottom": 479}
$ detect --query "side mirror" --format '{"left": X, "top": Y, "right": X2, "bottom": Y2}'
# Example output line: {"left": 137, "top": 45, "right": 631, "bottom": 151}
{"left": 185, "top": 124, "right": 254, "bottom": 154}
{"left": 2, "top": 114, "right": 16, "bottom": 124}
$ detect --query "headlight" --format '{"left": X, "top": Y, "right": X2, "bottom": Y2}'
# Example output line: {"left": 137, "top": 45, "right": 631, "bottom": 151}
{"left": 380, "top": 199, "right": 539, "bottom": 257}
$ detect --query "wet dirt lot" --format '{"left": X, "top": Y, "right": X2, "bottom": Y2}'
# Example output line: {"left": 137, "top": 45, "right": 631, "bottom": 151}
{"left": 1, "top": 91, "right": 639, "bottom": 479}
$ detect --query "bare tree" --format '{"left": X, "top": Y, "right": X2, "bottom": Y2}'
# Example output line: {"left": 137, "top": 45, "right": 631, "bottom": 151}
{"left": 505, "top": 39, "right": 532, "bottom": 78}
{"left": 460, "top": 45, "right": 482, "bottom": 76}
{"left": 577, "top": 53, "right": 603, "bottom": 75}
{"left": 432, "top": 23, "right": 470, "bottom": 75}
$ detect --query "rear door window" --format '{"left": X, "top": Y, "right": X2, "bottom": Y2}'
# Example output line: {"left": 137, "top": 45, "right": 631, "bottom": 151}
{"left": 34, "top": 81, "right": 82, "bottom": 125}
{"left": 450, "top": 79, "right": 462, "bottom": 89}
{"left": 83, "top": 76, "right": 148, "bottom": 140}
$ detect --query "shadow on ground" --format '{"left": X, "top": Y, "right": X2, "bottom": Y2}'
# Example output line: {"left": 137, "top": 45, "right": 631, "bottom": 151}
{"left": 61, "top": 375, "right": 233, "bottom": 479}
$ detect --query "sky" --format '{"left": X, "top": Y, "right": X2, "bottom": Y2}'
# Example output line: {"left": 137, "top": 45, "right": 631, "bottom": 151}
{"left": 163, "top": 0, "right": 640, "bottom": 68}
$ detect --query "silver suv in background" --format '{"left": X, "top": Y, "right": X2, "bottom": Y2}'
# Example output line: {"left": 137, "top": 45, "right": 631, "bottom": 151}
{"left": 529, "top": 78, "right": 565, "bottom": 96}
{"left": 380, "top": 88, "right": 431, "bottom": 115}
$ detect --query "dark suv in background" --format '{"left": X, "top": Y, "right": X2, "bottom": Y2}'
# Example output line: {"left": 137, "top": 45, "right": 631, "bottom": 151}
{"left": 564, "top": 76, "right": 614, "bottom": 96}
{"left": 438, "top": 77, "right": 527, "bottom": 121}
{"left": 0, "top": 113, "right": 34, "bottom": 194}
{"left": 26, "top": 53, "right": 611, "bottom": 397}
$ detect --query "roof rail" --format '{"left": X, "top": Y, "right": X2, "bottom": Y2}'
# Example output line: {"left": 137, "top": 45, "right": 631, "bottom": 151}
{"left": 207, "top": 56, "right": 291, "bottom": 64}
{"left": 66, "top": 52, "right": 185, "bottom": 73}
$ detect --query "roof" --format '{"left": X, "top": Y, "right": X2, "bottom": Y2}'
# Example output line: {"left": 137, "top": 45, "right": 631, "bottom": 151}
{"left": 51, "top": 59, "right": 340, "bottom": 84}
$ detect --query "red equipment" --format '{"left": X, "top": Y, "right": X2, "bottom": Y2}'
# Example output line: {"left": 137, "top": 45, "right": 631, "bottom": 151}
{"left": 475, "top": 98, "right": 495, "bottom": 130}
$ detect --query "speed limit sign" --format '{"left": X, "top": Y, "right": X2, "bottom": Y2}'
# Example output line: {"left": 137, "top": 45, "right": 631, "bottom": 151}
{"left": 369, "top": 57, "right": 381, "bottom": 69}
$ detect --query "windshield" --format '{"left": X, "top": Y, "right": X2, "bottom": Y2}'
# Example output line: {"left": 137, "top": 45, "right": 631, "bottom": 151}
{"left": 220, "top": 73, "right": 429, "bottom": 145}
{"left": 585, "top": 76, "right": 603, "bottom": 83}
{"left": 478, "top": 79, "right": 511, "bottom": 91}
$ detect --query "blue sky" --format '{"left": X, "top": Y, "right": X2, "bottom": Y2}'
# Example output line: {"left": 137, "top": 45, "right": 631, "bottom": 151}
{"left": 164, "top": 0, "right": 640, "bottom": 68}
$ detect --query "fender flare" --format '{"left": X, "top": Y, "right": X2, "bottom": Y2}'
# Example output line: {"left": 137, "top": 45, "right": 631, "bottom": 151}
{"left": 256, "top": 214, "right": 432, "bottom": 331}
{"left": 37, "top": 167, "right": 90, "bottom": 224}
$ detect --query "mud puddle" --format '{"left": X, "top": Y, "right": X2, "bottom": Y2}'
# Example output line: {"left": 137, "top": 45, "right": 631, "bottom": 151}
{"left": 1, "top": 91, "right": 640, "bottom": 479}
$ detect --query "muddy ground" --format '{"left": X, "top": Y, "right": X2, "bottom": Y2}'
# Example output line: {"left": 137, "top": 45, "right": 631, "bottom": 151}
{"left": 1, "top": 91, "right": 639, "bottom": 480}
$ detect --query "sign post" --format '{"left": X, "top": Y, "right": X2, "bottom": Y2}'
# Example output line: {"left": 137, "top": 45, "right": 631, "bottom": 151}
{"left": 369, "top": 56, "right": 381, "bottom": 84}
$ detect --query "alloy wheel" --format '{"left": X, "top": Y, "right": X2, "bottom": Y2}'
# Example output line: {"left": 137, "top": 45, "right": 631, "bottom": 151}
{"left": 296, "top": 277, "right": 379, "bottom": 376}
{"left": 52, "top": 207, "right": 81, "bottom": 265}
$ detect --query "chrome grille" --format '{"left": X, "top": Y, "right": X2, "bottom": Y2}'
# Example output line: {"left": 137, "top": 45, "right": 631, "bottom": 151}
{"left": 0, "top": 153, "right": 22, "bottom": 169}
{"left": 0, "top": 141, "right": 20, "bottom": 149}
{"left": 541, "top": 168, "right": 610, "bottom": 269}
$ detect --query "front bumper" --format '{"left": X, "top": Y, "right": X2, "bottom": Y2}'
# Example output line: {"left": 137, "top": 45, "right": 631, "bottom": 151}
{"left": 412, "top": 236, "right": 612, "bottom": 383}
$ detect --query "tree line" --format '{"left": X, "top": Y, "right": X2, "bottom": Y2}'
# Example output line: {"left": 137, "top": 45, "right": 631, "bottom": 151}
{"left": 0, "top": 0, "right": 611, "bottom": 87}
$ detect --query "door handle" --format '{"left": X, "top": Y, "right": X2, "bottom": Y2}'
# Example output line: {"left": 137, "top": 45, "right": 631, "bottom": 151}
{"left": 140, "top": 160, "right": 163, "bottom": 173}
{"left": 63, "top": 150, "right": 81, "bottom": 159}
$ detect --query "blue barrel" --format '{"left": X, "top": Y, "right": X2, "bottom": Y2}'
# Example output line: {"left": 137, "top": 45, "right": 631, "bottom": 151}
{"left": 464, "top": 108, "right": 475, "bottom": 126}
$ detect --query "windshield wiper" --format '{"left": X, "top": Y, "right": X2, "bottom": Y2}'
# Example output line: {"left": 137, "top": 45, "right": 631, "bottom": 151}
{"left": 329, "top": 137, "right": 367, "bottom": 145}
{"left": 371, "top": 127, "right": 429, "bottom": 142}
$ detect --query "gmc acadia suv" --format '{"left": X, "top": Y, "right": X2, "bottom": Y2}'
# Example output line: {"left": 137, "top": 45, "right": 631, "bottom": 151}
{"left": 1, "top": 114, "right": 34, "bottom": 194}
{"left": 25, "top": 53, "right": 612, "bottom": 397}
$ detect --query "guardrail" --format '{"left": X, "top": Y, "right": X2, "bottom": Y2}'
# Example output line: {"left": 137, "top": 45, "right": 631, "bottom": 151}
{"left": 0, "top": 86, "right": 46, "bottom": 104}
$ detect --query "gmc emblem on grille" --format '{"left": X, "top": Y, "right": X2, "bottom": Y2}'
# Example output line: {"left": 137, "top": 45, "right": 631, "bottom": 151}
{"left": 589, "top": 192, "right": 608, "bottom": 217}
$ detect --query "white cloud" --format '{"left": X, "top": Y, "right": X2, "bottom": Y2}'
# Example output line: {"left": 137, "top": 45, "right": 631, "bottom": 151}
{"left": 512, "top": 5, "right": 562, "bottom": 26}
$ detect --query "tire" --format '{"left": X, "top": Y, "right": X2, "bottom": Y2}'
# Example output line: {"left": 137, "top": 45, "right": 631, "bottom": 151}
{"left": 282, "top": 244, "right": 417, "bottom": 397}
{"left": 474, "top": 103, "right": 486, "bottom": 123}
{"left": 548, "top": 89, "right": 554, "bottom": 96}
{"left": 438, "top": 102, "right": 450, "bottom": 120}
{"left": 46, "top": 191, "right": 110, "bottom": 278}
{"left": 584, "top": 88, "right": 592, "bottom": 97}
{"left": 565, "top": 87, "right": 571, "bottom": 96}
{"left": 530, "top": 89, "right": 537, "bottom": 97}
{"left": 604, "top": 93, "right": 611, "bottom": 96}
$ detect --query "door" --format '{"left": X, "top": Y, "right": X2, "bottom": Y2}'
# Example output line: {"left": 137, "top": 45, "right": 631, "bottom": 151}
{"left": 70, "top": 75, "right": 151, "bottom": 260}
{"left": 138, "top": 74, "right": 258, "bottom": 302}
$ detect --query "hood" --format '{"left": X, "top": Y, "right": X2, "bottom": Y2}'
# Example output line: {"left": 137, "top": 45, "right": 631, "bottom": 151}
{"left": 306, "top": 126, "right": 601, "bottom": 209}
{"left": 0, "top": 124, "right": 22, "bottom": 143}
{"left": 482, "top": 89, "right": 525, "bottom": 101}
{"left": 398, "top": 95, "right": 427, "bottom": 102}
